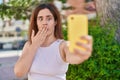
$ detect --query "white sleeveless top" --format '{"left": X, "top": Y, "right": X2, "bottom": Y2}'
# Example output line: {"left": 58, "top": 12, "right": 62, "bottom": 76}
{"left": 28, "top": 39, "right": 69, "bottom": 80}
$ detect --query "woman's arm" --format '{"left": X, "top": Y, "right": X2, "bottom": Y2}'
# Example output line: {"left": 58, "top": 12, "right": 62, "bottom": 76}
{"left": 64, "top": 36, "right": 93, "bottom": 64}
{"left": 14, "top": 27, "right": 48, "bottom": 77}
{"left": 14, "top": 41, "right": 38, "bottom": 77}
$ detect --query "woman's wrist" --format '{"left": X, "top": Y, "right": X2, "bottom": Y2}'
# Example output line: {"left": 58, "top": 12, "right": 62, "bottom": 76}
{"left": 29, "top": 43, "right": 39, "bottom": 52}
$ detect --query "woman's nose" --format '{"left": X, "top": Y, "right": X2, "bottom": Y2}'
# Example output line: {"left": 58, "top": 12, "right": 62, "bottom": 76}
{"left": 42, "top": 20, "right": 48, "bottom": 25}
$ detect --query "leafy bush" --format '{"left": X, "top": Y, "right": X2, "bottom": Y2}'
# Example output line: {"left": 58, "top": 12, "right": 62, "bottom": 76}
{"left": 65, "top": 20, "right": 120, "bottom": 80}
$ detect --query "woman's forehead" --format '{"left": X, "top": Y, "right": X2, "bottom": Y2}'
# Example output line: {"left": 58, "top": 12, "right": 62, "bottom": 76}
{"left": 37, "top": 8, "right": 53, "bottom": 17}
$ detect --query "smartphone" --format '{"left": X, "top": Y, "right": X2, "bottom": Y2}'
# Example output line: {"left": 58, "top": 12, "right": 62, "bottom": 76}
{"left": 67, "top": 15, "right": 88, "bottom": 53}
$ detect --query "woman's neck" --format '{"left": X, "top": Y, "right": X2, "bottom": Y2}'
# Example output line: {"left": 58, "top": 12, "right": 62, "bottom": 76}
{"left": 41, "top": 35, "right": 57, "bottom": 47}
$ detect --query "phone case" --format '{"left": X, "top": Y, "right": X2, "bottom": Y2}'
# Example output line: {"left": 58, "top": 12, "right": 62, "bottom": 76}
{"left": 67, "top": 15, "right": 88, "bottom": 52}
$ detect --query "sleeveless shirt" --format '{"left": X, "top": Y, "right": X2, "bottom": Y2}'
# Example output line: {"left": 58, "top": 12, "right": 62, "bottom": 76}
{"left": 28, "top": 39, "right": 69, "bottom": 80}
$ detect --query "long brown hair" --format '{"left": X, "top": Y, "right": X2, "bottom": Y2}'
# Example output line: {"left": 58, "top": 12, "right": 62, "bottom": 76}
{"left": 28, "top": 3, "right": 63, "bottom": 43}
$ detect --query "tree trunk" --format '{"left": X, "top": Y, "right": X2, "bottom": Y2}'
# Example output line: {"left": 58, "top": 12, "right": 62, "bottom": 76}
{"left": 95, "top": 0, "right": 120, "bottom": 42}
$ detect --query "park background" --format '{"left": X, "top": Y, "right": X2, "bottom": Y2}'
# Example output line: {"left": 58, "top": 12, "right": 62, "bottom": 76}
{"left": 0, "top": 0, "right": 120, "bottom": 80}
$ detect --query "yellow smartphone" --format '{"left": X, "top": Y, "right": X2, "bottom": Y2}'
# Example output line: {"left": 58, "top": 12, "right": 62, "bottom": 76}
{"left": 67, "top": 15, "right": 88, "bottom": 52}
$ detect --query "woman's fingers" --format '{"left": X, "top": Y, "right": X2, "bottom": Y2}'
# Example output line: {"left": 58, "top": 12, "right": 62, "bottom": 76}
{"left": 76, "top": 42, "right": 92, "bottom": 52}
{"left": 74, "top": 49, "right": 91, "bottom": 60}
{"left": 36, "top": 26, "right": 47, "bottom": 38}
{"left": 31, "top": 30, "right": 35, "bottom": 40}
{"left": 73, "top": 35, "right": 93, "bottom": 60}
{"left": 77, "top": 35, "right": 93, "bottom": 51}
{"left": 30, "top": 26, "right": 48, "bottom": 47}
{"left": 36, "top": 27, "right": 43, "bottom": 37}
{"left": 40, "top": 27, "right": 48, "bottom": 41}
{"left": 80, "top": 36, "right": 93, "bottom": 45}
{"left": 74, "top": 47, "right": 91, "bottom": 56}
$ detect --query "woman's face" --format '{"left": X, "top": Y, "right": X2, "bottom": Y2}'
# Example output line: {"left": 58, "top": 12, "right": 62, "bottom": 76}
{"left": 37, "top": 8, "right": 56, "bottom": 36}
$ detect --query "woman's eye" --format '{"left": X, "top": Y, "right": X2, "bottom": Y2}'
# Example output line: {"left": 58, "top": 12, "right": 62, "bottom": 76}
{"left": 39, "top": 18, "right": 43, "bottom": 21}
{"left": 37, "top": 17, "right": 43, "bottom": 21}
{"left": 47, "top": 18, "right": 51, "bottom": 21}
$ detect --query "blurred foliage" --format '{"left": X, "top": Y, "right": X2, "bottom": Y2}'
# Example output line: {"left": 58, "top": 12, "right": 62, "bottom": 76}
{"left": 62, "top": 22, "right": 68, "bottom": 40}
{"left": 0, "top": 0, "right": 40, "bottom": 20}
{"left": 64, "top": 18, "right": 120, "bottom": 80}
{"left": 0, "top": 0, "right": 66, "bottom": 20}
{"left": 60, "top": 0, "right": 66, "bottom": 3}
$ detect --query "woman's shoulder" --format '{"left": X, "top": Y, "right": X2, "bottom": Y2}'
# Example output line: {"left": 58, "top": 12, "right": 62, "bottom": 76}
{"left": 59, "top": 40, "right": 69, "bottom": 49}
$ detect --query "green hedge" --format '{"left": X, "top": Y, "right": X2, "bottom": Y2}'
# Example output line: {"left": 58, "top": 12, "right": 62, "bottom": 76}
{"left": 64, "top": 20, "right": 120, "bottom": 80}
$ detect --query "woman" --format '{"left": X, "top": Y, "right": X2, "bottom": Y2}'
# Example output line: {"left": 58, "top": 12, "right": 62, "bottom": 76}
{"left": 14, "top": 3, "right": 93, "bottom": 80}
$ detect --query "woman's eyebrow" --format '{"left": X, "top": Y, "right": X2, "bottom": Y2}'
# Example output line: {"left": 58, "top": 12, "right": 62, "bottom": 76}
{"left": 37, "top": 16, "right": 42, "bottom": 18}
{"left": 46, "top": 15, "right": 53, "bottom": 18}
{"left": 37, "top": 15, "right": 52, "bottom": 18}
